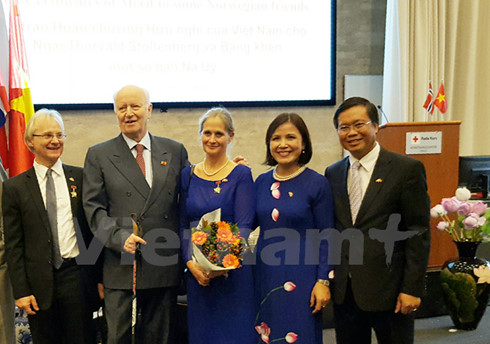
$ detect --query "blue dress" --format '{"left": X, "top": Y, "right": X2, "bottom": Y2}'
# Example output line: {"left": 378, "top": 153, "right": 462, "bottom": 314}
{"left": 254, "top": 168, "right": 334, "bottom": 343}
{"left": 180, "top": 164, "right": 257, "bottom": 344}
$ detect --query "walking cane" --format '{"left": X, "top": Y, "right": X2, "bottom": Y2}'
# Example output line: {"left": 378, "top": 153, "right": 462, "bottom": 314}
{"left": 130, "top": 215, "right": 139, "bottom": 344}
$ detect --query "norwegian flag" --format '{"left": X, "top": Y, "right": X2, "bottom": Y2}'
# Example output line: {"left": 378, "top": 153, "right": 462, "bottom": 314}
{"left": 422, "top": 82, "right": 434, "bottom": 115}
{"left": 0, "top": 74, "right": 8, "bottom": 167}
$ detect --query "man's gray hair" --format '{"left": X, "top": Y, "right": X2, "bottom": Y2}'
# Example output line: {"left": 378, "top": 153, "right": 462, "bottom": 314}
{"left": 24, "top": 109, "right": 65, "bottom": 152}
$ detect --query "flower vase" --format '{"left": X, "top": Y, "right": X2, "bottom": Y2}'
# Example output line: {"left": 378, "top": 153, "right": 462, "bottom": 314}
{"left": 440, "top": 241, "right": 490, "bottom": 330}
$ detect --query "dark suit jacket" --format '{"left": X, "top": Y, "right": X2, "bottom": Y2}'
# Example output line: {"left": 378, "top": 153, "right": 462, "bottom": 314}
{"left": 83, "top": 133, "right": 189, "bottom": 290}
{"left": 325, "top": 147, "right": 431, "bottom": 312}
{"left": 2, "top": 164, "right": 100, "bottom": 311}
{"left": 0, "top": 159, "right": 15, "bottom": 344}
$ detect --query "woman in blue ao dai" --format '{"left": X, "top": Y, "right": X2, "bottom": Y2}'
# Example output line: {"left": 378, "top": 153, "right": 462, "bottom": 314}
{"left": 254, "top": 113, "right": 334, "bottom": 344}
{"left": 179, "top": 107, "right": 256, "bottom": 344}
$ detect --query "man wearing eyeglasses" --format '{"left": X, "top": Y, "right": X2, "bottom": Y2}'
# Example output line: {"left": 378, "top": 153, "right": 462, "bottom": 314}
{"left": 2, "top": 109, "right": 100, "bottom": 343}
{"left": 324, "top": 97, "right": 430, "bottom": 344}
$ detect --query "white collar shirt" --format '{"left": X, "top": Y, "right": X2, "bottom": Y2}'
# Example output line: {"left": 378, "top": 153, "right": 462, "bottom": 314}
{"left": 34, "top": 159, "right": 79, "bottom": 258}
{"left": 348, "top": 142, "right": 381, "bottom": 200}
{"left": 122, "top": 132, "right": 153, "bottom": 188}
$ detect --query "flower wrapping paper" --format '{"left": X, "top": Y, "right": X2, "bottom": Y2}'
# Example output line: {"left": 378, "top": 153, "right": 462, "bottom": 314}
{"left": 191, "top": 208, "right": 242, "bottom": 272}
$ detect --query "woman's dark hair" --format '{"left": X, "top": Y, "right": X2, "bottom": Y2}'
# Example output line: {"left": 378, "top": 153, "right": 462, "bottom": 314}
{"left": 333, "top": 97, "right": 379, "bottom": 129}
{"left": 264, "top": 113, "right": 312, "bottom": 166}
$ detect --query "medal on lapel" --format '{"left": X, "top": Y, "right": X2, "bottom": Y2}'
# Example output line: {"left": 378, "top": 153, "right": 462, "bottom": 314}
{"left": 71, "top": 185, "right": 78, "bottom": 198}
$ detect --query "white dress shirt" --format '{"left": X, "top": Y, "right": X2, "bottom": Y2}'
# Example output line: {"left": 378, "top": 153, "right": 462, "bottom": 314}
{"left": 34, "top": 159, "right": 79, "bottom": 259}
{"left": 122, "top": 132, "right": 153, "bottom": 188}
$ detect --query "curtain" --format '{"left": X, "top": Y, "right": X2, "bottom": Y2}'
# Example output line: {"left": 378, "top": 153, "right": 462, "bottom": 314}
{"left": 382, "top": 0, "right": 490, "bottom": 156}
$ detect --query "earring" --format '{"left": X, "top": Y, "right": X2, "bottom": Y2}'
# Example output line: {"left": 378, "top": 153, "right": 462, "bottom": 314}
{"left": 302, "top": 150, "right": 305, "bottom": 154}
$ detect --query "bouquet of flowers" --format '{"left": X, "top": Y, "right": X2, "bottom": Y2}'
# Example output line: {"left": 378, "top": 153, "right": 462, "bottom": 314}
{"left": 191, "top": 208, "right": 248, "bottom": 271}
{"left": 431, "top": 187, "right": 490, "bottom": 242}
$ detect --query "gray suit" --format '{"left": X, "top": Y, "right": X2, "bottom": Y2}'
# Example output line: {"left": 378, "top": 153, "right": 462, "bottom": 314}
{"left": 0, "top": 159, "right": 14, "bottom": 344}
{"left": 83, "top": 133, "right": 189, "bottom": 343}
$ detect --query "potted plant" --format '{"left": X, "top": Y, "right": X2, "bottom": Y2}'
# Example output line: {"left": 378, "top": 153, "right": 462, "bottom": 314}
{"left": 431, "top": 187, "right": 490, "bottom": 330}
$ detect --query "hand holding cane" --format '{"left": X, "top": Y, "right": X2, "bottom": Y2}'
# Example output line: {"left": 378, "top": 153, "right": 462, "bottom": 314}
{"left": 125, "top": 215, "right": 147, "bottom": 343}
{"left": 130, "top": 215, "right": 139, "bottom": 344}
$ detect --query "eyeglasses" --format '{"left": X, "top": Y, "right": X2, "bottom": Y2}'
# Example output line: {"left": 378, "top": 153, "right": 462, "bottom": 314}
{"left": 338, "top": 121, "right": 372, "bottom": 133}
{"left": 32, "top": 133, "right": 67, "bottom": 140}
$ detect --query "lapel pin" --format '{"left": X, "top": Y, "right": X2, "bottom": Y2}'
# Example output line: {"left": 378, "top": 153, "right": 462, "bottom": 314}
{"left": 375, "top": 178, "right": 383, "bottom": 183}
{"left": 70, "top": 185, "right": 78, "bottom": 198}
{"left": 289, "top": 192, "right": 293, "bottom": 197}
{"left": 161, "top": 161, "right": 167, "bottom": 166}
{"left": 69, "top": 177, "right": 74, "bottom": 181}
{"left": 222, "top": 178, "right": 228, "bottom": 182}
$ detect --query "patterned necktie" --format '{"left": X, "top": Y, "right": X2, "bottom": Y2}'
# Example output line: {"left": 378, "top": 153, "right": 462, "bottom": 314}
{"left": 135, "top": 144, "right": 146, "bottom": 177}
{"left": 46, "top": 169, "right": 63, "bottom": 269}
{"left": 349, "top": 161, "right": 362, "bottom": 223}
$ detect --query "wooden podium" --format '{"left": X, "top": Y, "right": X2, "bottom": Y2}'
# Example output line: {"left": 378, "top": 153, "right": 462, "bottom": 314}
{"left": 377, "top": 121, "right": 462, "bottom": 268}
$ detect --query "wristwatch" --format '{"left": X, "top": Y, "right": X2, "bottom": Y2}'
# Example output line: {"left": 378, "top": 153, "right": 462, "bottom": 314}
{"left": 317, "top": 279, "right": 330, "bottom": 287}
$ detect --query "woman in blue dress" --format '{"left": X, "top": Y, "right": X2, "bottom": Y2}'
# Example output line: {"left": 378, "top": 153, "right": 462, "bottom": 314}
{"left": 254, "top": 113, "right": 334, "bottom": 343}
{"left": 179, "top": 107, "right": 256, "bottom": 344}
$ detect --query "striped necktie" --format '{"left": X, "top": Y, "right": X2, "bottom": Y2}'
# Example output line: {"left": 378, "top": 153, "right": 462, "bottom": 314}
{"left": 349, "top": 161, "right": 362, "bottom": 223}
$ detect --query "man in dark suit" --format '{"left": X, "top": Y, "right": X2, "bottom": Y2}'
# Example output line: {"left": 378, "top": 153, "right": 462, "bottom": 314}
{"left": 83, "top": 85, "right": 189, "bottom": 343}
{"left": 324, "top": 97, "right": 430, "bottom": 344}
{"left": 2, "top": 109, "right": 100, "bottom": 343}
{"left": 0, "top": 157, "right": 15, "bottom": 344}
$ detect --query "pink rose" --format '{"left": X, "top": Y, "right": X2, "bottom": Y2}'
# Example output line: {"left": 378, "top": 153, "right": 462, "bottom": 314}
{"left": 430, "top": 204, "right": 446, "bottom": 218}
{"left": 458, "top": 202, "right": 472, "bottom": 216}
{"left": 285, "top": 332, "right": 298, "bottom": 343}
{"left": 442, "top": 197, "right": 460, "bottom": 213}
{"left": 471, "top": 201, "right": 488, "bottom": 216}
{"left": 436, "top": 221, "right": 450, "bottom": 231}
{"left": 463, "top": 213, "right": 486, "bottom": 229}
{"left": 283, "top": 281, "right": 296, "bottom": 292}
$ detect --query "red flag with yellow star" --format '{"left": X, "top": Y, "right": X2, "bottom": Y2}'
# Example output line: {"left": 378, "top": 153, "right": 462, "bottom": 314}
{"left": 433, "top": 81, "right": 448, "bottom": 114}
{"left": 8, "top": 0, "right": 34, "bottom": 176}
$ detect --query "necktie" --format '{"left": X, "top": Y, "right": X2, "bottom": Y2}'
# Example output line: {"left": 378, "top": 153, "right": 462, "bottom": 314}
{"left": 46, "top": 169, "right": 63, "bottom": 269}
{"left": 135, "top": 144, "right": 146, "bottom": 177}
{"left": 349, "top": 161, "right": 362, "bottom": 223}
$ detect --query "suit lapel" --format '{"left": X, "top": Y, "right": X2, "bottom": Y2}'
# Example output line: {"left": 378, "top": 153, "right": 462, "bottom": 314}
{"left": 329, "top": 157, "right": 353, "bottom": 228}
{"left": 62, "top": 164, "right": 80, "bottom": 216}
{"left": 145, "top": 135, "right": 171, "bottom": 212}
{"left": 107, "top": 135, "right": 151, "bottom": 199}
{"left": 355, "top": 148, "right": 393, "bottom": 224}
{"left": 24, "top": 167, "right": 51, "bottom": 236}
